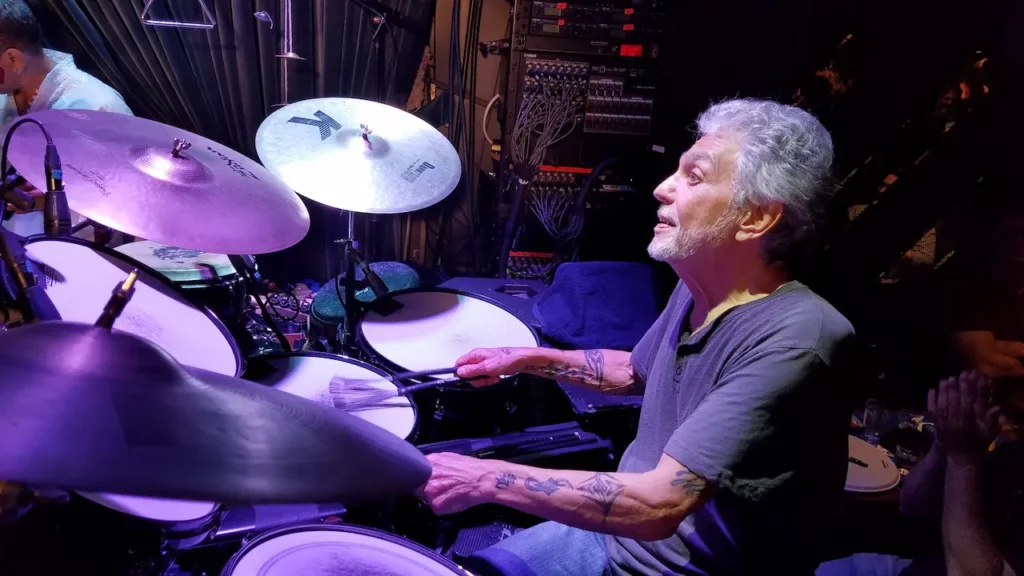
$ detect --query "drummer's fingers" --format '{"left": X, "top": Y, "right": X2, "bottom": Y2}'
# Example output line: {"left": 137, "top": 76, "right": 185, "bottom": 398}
{"left": 455, "top": 348, "right": 490, "bottom": 366}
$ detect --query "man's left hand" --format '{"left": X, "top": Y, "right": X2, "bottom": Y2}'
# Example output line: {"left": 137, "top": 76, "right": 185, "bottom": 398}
{"left": 420, "top": 452, "right": 493, "bottom": 515}
{"left": 929, "top": 370, "right": 1002, "bottom": 458}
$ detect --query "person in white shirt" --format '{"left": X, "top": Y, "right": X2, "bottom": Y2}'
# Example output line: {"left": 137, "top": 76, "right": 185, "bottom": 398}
{"left": 0, "top": 0, "right": 132, "bottom": 239}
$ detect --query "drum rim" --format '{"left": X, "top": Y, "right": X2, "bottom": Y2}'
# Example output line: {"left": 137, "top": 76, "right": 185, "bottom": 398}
{"left": 72, "top": 491, "right": 222, "bottom": 532}
{"left": 243, "top": 351, "right": 419, "bottom": 441}
{"left": 21, "top": 235, "right": 243, "bottom": 377}
{"left": 219, "top": 522, "right": 467, "bottom": 576}
{"left": 357, "top": 287, "right": 540, "bottom": 376}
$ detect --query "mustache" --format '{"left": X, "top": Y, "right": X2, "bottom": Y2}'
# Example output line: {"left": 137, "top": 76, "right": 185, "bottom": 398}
{"left": 657, "top": 209, "right": 677, "bottom": 225}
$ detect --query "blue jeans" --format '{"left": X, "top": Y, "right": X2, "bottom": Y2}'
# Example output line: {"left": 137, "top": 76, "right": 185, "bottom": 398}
{"left": 463, "top": 521, "right": 612, "bottom": 576}
{"left": 815, "top": 554, "right": 912, "bottom": 576}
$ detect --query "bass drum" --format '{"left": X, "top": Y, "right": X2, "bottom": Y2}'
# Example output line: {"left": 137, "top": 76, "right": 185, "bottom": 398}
{"left": 244, "top": 352, "right": 417, "bottom": 441}
{"left": 220, "top": 524, "right": 470, "bottom": 576}
{"left": 358, "top": 288, "right": 539, "bottom": 442}
{"left": 7, "top": 236, "right": 230, "bottom": 530}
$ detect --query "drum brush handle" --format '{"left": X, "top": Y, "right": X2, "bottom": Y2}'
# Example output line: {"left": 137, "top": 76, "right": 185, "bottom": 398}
{"left": 390, "top": 366, "right": 462, "bottom": 382}
{"left": 95, "top": 270, "right": 139, "bottom": 329}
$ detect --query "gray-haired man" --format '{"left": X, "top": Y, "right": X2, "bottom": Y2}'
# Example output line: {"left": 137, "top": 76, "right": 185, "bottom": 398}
{"left": 420, "top": 98, "right": 855, "bottom": 576}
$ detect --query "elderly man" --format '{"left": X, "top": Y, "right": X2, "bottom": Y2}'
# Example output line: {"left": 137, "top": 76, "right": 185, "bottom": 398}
{"left": 421, "top": 98, "right": 855, "bottom": 575}
{"left": 0, "top": 0, "right": 132, "bottom": 238}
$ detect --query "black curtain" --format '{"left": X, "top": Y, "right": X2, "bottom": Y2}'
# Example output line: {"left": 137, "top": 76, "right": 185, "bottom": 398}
{"left": 30, "top": 0, "right": 435, "bottom": 280}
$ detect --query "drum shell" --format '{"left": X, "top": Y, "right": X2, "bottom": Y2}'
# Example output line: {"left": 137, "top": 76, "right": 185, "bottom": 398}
{"left": 357, "top": 288, "right": 541, "bottom": 443}
{"left": 176, "top": 273, "right": 247, "bottom": 327}
{"left": 219, "top": 523, "right": 469, "bottom": 576}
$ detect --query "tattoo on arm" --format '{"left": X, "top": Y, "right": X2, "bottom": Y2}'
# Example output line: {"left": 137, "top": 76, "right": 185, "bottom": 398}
{"left": 576, "top": 473, "right": 626, "bottom": 520}
{"left": 584, "top": 349, "right": 605, "bottom": 387}
{"left": 495, "top": 473, "right": 516, "bottom": 489}
{"left": 525, "top": 477, "right": 573, "bottom": 495}
{"left": 670, "top": 470, "right": 707, "bottom": 496}
{"left": 523, "top": 350, "right": 608, "bottom": 389}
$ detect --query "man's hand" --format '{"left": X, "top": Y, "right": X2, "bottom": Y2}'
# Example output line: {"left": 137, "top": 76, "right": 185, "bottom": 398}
{"left": 951, "top": 331, "right": 1024, "bottom": 378}
{"left": 4, "top": 182, "right": 42, "bottom": 214}
{"left": 420, "top": 452, "right": 493, "bottom": 514}
{"left": 929, "top": 370, "right": 1002, "bottom": 458}
{"left": 455, "top": 347, "right": 528, "bottom": 387}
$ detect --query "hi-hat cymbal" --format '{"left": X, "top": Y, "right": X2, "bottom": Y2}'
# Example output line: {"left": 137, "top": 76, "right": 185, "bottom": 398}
{"left": 0, "top": 322, "right": 430, "bottom": 504}
{"left": 3, "top": 110, "right": 310, "bottom": 254}
{"left": 256, "top": 98, "right": 461, "bottom": 214}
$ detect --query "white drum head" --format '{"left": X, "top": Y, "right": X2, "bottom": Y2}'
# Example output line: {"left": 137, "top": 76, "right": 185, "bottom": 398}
{"left": 76, "top": 492, "right": 217, "bottom": 522}
{"left": 247, "top": 355, "right": 416, "bottom": 440}
{"left": 227, "top": 527, "right": 465, "bottom": 576}
{"left": 25, "top": 239, "right": 239, "bottom": 376}
{"left": 360, "top": 291, "right": 537, "bottom": 376}
{"left": 115, "top": 240, "right": 234, "bottom": 283}
{"left": 845, "top": 435, "right": 901, "bottom": 493}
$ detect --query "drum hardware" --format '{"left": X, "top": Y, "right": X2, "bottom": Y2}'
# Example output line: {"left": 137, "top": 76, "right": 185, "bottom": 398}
{"left": 5, "top": 110, "right": 310, "bottom": 254}
{"left": 0, "top": 228, "right": 60, "bottom": 323}
{"left": 228, "top": 253, "right": 291, "bottom": 352}
{"left": 95, "top": 268, "right": 138, "bottom": 328}
{"left": 335, "top": 234, "right": 395, "bottom": 354}
{"left": 0, "top": 321, "right": 430, "bottom": 503}
{"left": 1, "top": 116, "right": 72, "bottom": 238}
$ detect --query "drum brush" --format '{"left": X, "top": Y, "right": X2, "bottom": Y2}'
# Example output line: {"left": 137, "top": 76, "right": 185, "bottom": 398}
{"left": 329, "top": 367, "right": 482, "bottom": 412}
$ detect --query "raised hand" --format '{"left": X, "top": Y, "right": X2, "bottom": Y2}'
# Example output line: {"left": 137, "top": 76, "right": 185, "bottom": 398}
{"left": 928, "top": 370, "right": 1002, "bottom": 458}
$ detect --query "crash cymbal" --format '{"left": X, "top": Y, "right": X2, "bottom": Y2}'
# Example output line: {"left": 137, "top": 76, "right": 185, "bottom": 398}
{"left": 3, "top": 110, "right": 310, "bottom": 254}
{"left": 256, "top": 98, "right": 461, "bottom": 214}
{"left": 0, "top": 322, "right": 430, "bottom": 504}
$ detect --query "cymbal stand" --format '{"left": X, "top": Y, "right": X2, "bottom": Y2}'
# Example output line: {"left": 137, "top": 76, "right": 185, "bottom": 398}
{"left": 336, "top": 210, "right": 361, "bottom": 354}
{"left": 228, "top": 254, "right": 291, "bottom": 352}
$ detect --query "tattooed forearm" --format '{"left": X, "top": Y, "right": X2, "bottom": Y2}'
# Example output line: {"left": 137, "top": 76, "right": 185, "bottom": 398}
{"left": 525, "top": 477, "right": 573, "bottom": 495}
{"left": 584, "top": 350, "right": 605, "bottom": 386}
{"left": 495, "top": 473, "right": 516, "bottom": 489}
{"left": 670, "top": 470, "right": 707, "bottom": 496}
{"left": 576, "top": 473, "right": 626, "bottom": 520}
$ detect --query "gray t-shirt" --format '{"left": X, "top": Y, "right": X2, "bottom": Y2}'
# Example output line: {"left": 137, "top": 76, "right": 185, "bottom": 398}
{"left": 607, "top": 281, "right": 854, "bottom": 576}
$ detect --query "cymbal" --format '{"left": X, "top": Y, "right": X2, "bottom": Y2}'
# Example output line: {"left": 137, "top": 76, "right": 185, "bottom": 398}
{"left": 0, "top": 322, "right": 430, "bottom": 504}
{"left": 255, "top": 98, "right": 461, "bottom": 214}
{"left": 3, "top": 110, "right": 310, "bottom": 254}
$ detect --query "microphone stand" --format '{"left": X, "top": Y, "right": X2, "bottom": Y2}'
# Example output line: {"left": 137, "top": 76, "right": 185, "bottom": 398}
{"left": 335, "top": 211, "right": 390, "bottom": 355}
{"left": 348, "top": 0, "right": 403, "bottom": 104}
{"left": 228, "top": 254, "right": 291, "bottom": 353}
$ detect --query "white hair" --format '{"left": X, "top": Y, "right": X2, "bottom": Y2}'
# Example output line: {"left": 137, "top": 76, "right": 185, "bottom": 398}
{"left": 696, "top": 98, "right": 835, "bottom": 273}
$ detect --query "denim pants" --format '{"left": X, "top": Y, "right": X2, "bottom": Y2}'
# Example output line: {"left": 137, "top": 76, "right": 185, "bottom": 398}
{"left": 463, "top": 521, "right": 613, "bottom": 576}
{"left": 814, "top": 554, "right": 913, "bottom": 576}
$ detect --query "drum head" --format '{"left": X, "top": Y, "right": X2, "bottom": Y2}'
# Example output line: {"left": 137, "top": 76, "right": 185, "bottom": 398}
{"left": 75, "top": 492, "right": 218, "bottom": 523}
{"left": 845, "top": 435, "right": 901, "bottom": 493}
{"left": 223, "top": 524, "right": 466, "bottom": 576}
{"left": 244, "top": 354, "right": 416, "bottom": 440}
{"left": 115, "top": 240, "right": 234, "bottom": 283}
{"left": 24, "top": 238, "right": 240, "bottom": 376}
{"left": 359, "top": 290, "right": 538, "bottom": 375}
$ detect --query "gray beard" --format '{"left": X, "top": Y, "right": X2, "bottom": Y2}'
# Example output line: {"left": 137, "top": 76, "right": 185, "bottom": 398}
{"left": 647, "top": 212, "right": 737, "bottom": 262}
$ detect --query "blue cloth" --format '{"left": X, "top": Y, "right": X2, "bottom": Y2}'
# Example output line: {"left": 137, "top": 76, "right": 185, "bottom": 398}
{"left": 815, "top": 554, "right": 912, "bottom": 576}
{"left": 465, "top": 521, "right": 611, "bottom": 576}
{"left": 532, "top": 262, "right": 659, "bottom": 350}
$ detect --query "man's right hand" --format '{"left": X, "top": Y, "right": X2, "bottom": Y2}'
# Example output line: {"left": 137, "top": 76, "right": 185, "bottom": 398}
{"left": 455, "top": 347, "right": 531, "bottom": 387}
{"left": 951, "top": 331, "right": 1024, "bottom": 378}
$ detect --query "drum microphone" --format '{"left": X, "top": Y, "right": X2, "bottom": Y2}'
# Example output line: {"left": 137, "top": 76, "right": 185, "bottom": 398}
{"left": 95, "top": 270, "right": 139, "bottom": 329}
{"left": 0, "top": 169, "right": 33, "bottom": 213}
{"left": 0, "top": 228, "right": 61, "bottom": 323}
{"left": 347, "top": 245, "right": 389, "bottom": 298}
{"left": 43, "top": 140, "right": 71, "bottom": 237}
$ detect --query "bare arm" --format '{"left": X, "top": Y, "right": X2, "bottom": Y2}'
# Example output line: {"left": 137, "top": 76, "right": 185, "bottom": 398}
{"left": 518, "top": 348, "right": 640, "bottom": 395}
{"left": 943, "top": 455, "right": 1007, "bottom": 576}
{"left": 424, "top": 452, "right": 711, "bottom": 541}
{"left": 899, "top": 442, "right": 946, "bottom": 520}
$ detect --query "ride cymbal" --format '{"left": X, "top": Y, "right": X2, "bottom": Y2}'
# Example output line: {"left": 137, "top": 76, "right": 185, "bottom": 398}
{"left": 3, "top": 109, "right": 310, "bottom": 254}
{"left": 256, "top": 98, "right": 461, "bottom": 214}
{"left": 0, "top": 322, "right": 430, "bottom": 504}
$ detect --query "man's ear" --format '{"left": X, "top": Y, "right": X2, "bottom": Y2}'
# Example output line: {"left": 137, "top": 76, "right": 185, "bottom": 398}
{"left": 735, "top": 202, "right": 783, "bottom": 242}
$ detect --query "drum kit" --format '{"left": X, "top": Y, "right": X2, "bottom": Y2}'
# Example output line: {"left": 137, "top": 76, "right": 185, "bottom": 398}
{"left": 0, "top": 98, "right": 531, "bottom": 574}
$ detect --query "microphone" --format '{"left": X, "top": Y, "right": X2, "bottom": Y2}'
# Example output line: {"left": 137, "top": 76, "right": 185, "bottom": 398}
{"left": 43, "top": 141, "right": 71, "bottom": 236}
{"left": 0, "top": 228, "right": 60, "bottom": 322}
{"left": 348, "top": 245, "right": 389, "bottom": 298}
{"left": 1, "top": 170, "right": 33, "bottom": 213}
{"left": 95, "top": 270, "right": 139, "bottom": 329}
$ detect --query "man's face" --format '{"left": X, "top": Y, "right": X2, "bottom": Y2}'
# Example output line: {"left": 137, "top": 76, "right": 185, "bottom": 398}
{"left": 0, "top": 48, "right": 25, "bottom": 94}
{"left": 648, "top": 133, "right": 743, "bottom": 263}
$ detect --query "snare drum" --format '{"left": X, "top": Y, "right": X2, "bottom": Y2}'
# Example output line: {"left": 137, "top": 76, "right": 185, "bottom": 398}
{"left": 11, "top": 236, "right": 242, "bottom": 376}
{"left": 359, "top": 288, "right": 539, "bottom": 441}
{"left": 244, "top": 353, "right": 417, "bottom": 441}
{"left": 115, "top": 240, "right": 249, "bottom": 323}
{"left": 220, "top": 524, "right": 470, "bottom": 576}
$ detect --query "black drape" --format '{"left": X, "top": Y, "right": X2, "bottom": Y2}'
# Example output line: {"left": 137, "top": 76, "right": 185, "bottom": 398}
{"left": 30, "top": 0, "right": 435, "bottom": 280}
